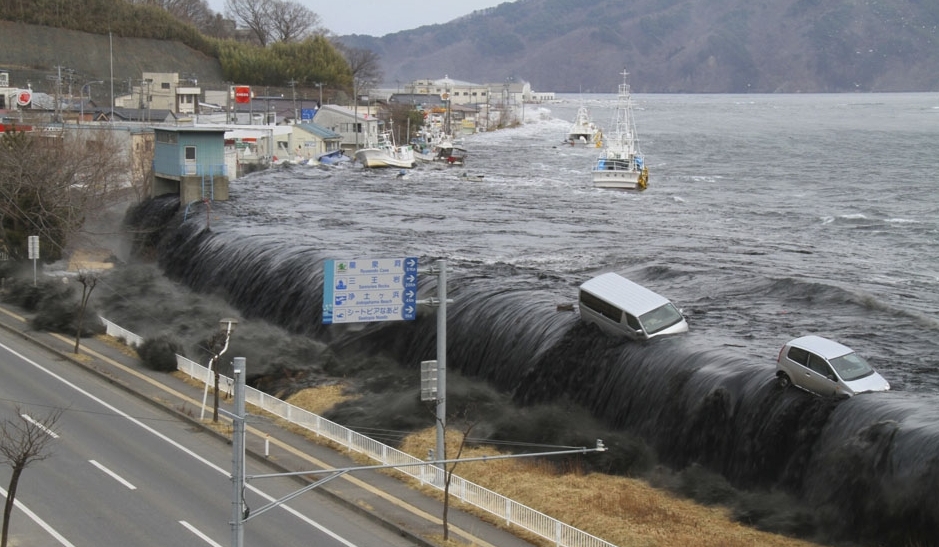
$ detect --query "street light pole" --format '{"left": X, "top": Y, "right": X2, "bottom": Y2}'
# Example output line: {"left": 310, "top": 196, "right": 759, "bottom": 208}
{"left": 201, "top": 318, "right": 238, "bottom": 422}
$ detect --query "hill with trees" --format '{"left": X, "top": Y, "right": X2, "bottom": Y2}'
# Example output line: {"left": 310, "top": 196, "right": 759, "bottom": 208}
{"left": 338, "top": 0, "right": 939, "bottom": 93}
{"left": 0, "top": 0, "right": 354, "bottom": 96}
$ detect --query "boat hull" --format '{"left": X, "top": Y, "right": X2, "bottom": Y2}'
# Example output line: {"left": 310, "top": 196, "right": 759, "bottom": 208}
{"left": 354, "top": 148, "right": 416, "bottom": 168}
{"left": 592, "top": 163, "right": 648, "bottom": 191}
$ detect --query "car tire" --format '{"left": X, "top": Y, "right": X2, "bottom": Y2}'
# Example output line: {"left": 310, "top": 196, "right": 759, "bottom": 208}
{"left": 776, "top": 373, "right": 791, "bottom": 389}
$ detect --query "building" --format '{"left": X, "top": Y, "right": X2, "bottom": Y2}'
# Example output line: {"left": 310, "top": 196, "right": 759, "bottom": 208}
{"left": 117, "top": 72, "right": 202, "bottom": 116}
{"left": 312, "top": 104, "right": 380, "bottom": 152}
{"left": 289, "top": 123, "right": 343, "bottom": 161}
{"left": 152, "top": 127, "right": 229, "bottom": 205}
{"left": 406, "top": 76, "right": 490, "bottom": 108}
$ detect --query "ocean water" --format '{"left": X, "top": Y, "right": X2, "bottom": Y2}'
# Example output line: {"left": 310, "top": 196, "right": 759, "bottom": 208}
{"left": 118, "top": 93, "right": 939, "bottom": 546}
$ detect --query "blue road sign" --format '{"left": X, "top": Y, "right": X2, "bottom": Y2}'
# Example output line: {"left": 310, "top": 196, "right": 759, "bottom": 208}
{"left": 322, "top": 257, "right": 418, "bottom": 324}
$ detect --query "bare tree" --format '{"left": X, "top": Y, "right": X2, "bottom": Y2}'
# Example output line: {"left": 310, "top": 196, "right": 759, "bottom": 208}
{"left": 0, "top": 127, "right": 129, "bottom": 262}
{"left": 133, "top": 0, "right": 214, "bottom": 29}
{"left": 440, "top": 422, "right": 475, "bottom": 541}
{"left": 0, "top": 407, "right": 62, "bottom": 547}
{"left": 424, "top": 401, "right": 477, "bottom": 542}
{"left": 268, "top": 0, "right": 323, "bottom": 42}
{"left": 225, "top": 0, "right": 271, "bottom": 45}
{"left": 337, "top": 44, "right": 384, "bottom": 97}
{"left": 201, "top": 12, "right": 236, "bottom": 39}
{"left": 73, "top": 271, "right": 98, "bottom": 354}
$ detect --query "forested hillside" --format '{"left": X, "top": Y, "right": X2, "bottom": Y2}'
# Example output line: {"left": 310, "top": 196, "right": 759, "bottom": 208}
{"left": 0, "top": 0, "right": 351, "bottom": 94}
{"left": 4, "top": 0, "right": 936, "bottom": 94}
{"left": 340, "top": 0, "right": 939, "bottom": 93}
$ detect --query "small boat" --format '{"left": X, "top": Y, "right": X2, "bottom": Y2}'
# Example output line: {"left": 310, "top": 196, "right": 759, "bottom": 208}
{"left": 435, "top": 141, "right": 468, "bottom": 165}
{"left": 317, "top": 149, "right": 350, "bottom": 166}
{"left": 566, "top": 104, "right": 600, "bottom": 145}
{"left": 355, "top": 130, "right": 417, "bottom": 169}
{"left": 458, "top": 172, "right": 484, "bottom": 182}
{"left": 591, "top": 70, "right": 648, "bottom": 191}
{"left": 412, "top": 126, "right": 468, "bottom": 165}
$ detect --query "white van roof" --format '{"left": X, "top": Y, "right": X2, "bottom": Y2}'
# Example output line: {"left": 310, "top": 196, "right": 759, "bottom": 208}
{"left": 579, "top": 273, "right": 672, "bottom": 315}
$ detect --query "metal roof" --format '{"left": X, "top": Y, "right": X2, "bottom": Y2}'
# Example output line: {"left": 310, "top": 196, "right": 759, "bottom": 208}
{"left": 579, "top": 272, "right": 672, "bottom": 315}
{"left": 295, "top": 122, "right": 341, "bottom": 140}
{"left": 786, "top": 335, "right": 853, "bottom": 359}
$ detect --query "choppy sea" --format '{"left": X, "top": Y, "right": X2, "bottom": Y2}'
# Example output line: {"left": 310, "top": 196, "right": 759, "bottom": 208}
{"left": 113, "top": 93, "right": 939, "bottom": 546}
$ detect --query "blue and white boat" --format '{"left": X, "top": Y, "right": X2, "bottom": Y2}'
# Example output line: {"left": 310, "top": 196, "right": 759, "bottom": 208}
{"left": 317, "top": 149, "right": 350, "bottom": 166}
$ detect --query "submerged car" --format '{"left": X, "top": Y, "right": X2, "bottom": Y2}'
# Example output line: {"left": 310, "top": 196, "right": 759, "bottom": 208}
{"left": 776, "top": 335, "right": 890, "bottom": 397}
{"left": 578, "top": 272, "right": 688, "bottom": 340}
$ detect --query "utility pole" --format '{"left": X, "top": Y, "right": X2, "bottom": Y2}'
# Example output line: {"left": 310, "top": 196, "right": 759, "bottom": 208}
{"left": 288, "top": 79, "right": 298, "bottom": 122}
{"left": 230, "top": 357, "right": 245, "bottom": 547}
{"left": 434, "top": 260, "right": 447, "bottom": 471}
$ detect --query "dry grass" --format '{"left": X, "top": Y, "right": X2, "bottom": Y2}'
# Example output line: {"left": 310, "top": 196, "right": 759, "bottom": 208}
{"left": 399, "top": 429, "right": 824, "bottom": 547}
{"left": 94, "top": 333, "right": 141, "bottom": 358}
{"left": 161, "top": 374, "right": 823, "bottom": 547}
{"left": 284, "top": 386, "right": 825, "bottom": 547}
{"left": 285, "top": 384, "right": 355, "bottom": 414}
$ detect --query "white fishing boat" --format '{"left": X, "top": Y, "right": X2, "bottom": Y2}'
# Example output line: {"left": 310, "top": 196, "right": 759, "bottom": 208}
{"left": 566, "top": 104, "right": 600, "bottom": 145}
{"left": 355, "top": 130, "right": 416, "bottom": 168}
{"left": 591, "top": 70, "right": 648, "bottom": 191}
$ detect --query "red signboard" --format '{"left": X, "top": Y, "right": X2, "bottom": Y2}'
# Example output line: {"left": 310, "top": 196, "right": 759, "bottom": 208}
{"left": 0, "top": 123, "right": 33, "bottom": 132}
{"left": 234, "top": 86, "right": 252, "bottom": 104}
{"left": 15, "top": 90, "right": 31, "bottom": 106}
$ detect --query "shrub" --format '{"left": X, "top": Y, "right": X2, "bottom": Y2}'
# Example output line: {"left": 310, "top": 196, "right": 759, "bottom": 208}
{"left": 137, "top": 335, "right": 182, "bottom": 372}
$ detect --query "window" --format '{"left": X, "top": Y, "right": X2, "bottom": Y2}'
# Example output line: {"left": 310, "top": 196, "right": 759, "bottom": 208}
{"left": 579, "top": 291, "right": 623, "bottom": 323}
{"left": 638, "top": 304, "right": 683, "bottom": 334}
{"left": 787, "top": 347, "right": 809, "bottom": 366}
{"left": 808, "top": 354, "right": 833, "bottom": 378}
{"left": 161, "top": 82, "right": 171, "bottom": 89}
{"left": 625, "top": 314, "right": 641, "bottom": 330}
{"left": 156, "top": 132, "right": 178, "bottom": 144}
{"left": 830, "top": 353, "right": 874, "bottom": 381}
{"left": 185, "top": 146, "right": 196, "bottom": 161}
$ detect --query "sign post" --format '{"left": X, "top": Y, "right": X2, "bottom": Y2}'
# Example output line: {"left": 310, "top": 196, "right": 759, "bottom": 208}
{"left": 322, "top": 257, "right": 418, "bottom": 324}
{"left": 27, "top": 235, "right": 39, "bottom": 286}
{"left": 323, "top": 257, "right": 451, "bottom": 475}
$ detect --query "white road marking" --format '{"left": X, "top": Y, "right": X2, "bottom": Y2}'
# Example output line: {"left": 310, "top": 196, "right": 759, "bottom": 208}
{"left": 0, "top": 485, "right": 76, "bottom": 547}
{"left": 179, "top": 520, "right": 224, "bottom": 547}
{"left": 20, "top": 413, "right": 59, "bottom": 438}
{"left": 89, "top": 459, "right": 137, "bottom": 490}
{"left": 1, "top": 341, "right": 360, "bottom": 547}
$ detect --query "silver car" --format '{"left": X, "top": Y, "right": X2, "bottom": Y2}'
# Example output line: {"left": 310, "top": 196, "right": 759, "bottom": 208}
{"left": 776, "top": 335, "right": 890, "bottom": 397}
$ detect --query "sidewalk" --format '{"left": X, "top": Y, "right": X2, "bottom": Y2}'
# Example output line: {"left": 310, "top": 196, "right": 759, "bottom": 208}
{"left": 0, "top": 303, "right": 539, "bottom": 547}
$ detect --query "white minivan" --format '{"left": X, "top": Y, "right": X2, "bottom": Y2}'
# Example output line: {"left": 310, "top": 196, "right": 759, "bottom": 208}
{"left": 578, "top": 272, "right": 689, "bottom": 340}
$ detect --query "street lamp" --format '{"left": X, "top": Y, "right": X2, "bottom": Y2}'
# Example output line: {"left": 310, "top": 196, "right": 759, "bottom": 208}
{"left": 314, "top": 82, "right": 324, "bottom": 108}
{"left": 200, "top": 317, "right": 238, "bottom": 422}
{"left": 80, "top": 80, "right": 103, "bottom": 124}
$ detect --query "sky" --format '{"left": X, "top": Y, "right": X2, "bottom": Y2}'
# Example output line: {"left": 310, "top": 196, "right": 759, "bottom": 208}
{"left": 208, "top": 1, "right": 509, "bottom": 37}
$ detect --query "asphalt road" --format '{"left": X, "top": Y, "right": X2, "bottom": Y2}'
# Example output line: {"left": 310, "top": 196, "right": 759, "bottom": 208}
{"left": 0, "top": 332, "right": 420, "bottom": 547}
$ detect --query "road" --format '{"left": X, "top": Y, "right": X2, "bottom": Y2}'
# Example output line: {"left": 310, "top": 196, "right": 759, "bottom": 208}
{"left": 0, "top": 332, "right": 420, "bottom": 547}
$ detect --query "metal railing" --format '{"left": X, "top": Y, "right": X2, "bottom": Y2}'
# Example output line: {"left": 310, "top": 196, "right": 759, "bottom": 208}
{"left": 100, "top": 317, "right": 617, "bottom": 547}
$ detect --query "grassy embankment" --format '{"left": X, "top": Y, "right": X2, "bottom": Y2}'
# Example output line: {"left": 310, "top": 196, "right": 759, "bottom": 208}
{"left": 285, "top": 386, "right": 826, "bottom": 547}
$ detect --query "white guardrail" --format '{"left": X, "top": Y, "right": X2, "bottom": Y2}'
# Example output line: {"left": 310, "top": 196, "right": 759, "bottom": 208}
{"left": 99, "top": 317, "right": 616, "bottom": 547}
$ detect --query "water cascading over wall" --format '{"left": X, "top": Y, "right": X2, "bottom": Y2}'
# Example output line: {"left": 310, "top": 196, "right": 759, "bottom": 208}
{"left": 132, "top": 199, "right": 939, "bottom": 546}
